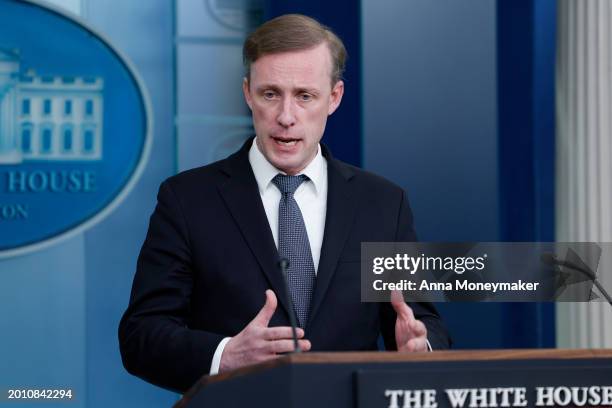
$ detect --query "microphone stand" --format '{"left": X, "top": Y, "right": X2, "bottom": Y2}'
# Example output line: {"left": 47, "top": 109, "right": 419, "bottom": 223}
{"left": 278, "top": 258, "right": 301, "bottom": 353}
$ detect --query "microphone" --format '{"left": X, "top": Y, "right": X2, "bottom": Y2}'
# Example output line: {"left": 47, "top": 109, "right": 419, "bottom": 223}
{"left": 541, "top": 252, "right": 612, "bottom": 307}
{"left": 278, "top": 257, "right": 301, "bottom": 353}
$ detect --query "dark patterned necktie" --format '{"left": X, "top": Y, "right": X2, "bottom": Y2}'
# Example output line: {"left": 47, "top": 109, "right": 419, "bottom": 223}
{"left": 272, "top": 174, "right": 316, "bottom": 328}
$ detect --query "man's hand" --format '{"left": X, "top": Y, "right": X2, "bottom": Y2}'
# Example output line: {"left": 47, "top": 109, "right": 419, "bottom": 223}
{"left": 219, "top": 290, "right": 311, "bottom": 372}
{"left": 391, "top": 290, "right": 428, "bottom": 352}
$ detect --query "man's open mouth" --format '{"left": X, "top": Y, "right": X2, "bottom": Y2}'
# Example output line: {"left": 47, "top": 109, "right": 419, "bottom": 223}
{"left": 272, "top": 137, "right": 300, "bottom": 146}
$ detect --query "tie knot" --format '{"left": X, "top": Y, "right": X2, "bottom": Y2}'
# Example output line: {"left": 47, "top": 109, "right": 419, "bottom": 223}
{"left": 272, "top": 174, "right": 308, "bottom": 195}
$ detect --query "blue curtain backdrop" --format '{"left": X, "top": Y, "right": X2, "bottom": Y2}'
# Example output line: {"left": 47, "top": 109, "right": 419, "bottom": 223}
{"left": 496, "top": 0, "right": 556, "bottom": 348}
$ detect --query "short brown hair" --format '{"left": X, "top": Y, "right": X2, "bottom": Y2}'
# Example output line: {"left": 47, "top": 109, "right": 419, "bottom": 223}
{"left": 243, "top": 14, "right": 347, "bottom": 86}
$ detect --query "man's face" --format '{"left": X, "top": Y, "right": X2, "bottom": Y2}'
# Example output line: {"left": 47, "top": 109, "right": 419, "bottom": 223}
{"left": 243, "top": 42, "right": 344, "bottom": 175}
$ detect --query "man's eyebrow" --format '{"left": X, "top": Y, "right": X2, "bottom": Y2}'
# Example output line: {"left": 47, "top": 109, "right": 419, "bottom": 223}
{"left": 254, "top": 84, "right": 320, "bottom": 94}
{"left": 295, "top": 87, "right": 319, "bottom": 95}
{"left": 254, "top": 84, "right": 281, "bottom": 92}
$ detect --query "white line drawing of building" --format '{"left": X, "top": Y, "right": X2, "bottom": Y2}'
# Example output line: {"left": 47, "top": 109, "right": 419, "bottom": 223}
{"left": 0, "top": 48, "right": 103, "bottom": 164}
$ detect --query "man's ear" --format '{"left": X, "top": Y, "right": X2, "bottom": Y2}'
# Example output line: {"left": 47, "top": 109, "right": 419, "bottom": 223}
{"left": 243, "top": 77, "right": 253, "bottom": 110}
{"left": 328, "top": 80, "right": 344, "bottom": 115}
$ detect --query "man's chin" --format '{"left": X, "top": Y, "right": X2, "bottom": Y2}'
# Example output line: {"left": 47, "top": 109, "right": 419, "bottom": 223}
{"left": 270, "top": 158, "right": 304, "bottom": 175}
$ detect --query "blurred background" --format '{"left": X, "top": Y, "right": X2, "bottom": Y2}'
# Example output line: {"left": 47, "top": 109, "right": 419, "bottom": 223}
{"left": 0, "top": 0, "right": 610, "bottom": 406}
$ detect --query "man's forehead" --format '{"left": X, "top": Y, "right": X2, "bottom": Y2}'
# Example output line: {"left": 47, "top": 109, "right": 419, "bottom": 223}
{"left": 249, "top": 43, "right": 332, "bottom": 83}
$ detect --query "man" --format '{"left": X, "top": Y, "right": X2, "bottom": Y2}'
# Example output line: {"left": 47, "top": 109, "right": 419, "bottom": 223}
{"left": 119, "top": 14, "right": 450, "bottom": 393}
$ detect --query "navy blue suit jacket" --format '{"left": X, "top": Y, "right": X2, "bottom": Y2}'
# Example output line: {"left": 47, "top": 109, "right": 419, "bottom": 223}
{"left": 119, "top": 139, "right": 450, "bottom": 392}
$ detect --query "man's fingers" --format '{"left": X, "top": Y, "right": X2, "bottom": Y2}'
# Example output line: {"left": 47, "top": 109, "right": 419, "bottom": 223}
{"left": 252, "top": 290, "right": 278, "bottom": 326}
{"left": 400, "top": 338, "right": 425, "bottom": 352}
{"left": 267, "top": 339, "right": 311, "bottom": 354}
{"left": 393, "top": 291, "right": 428, "bottom": 352}
{"left": 391, "top": 290, "right": 415, "bottom": 322}
{"left": 411, "top": 320, "right": 427, "bottom": 337}
{"left": 390, "top": 289, "right": 404, "bottom": 305}
{"left": 405, "top": 337, "right": 428, "bottom": 352}
{"left": 298, "top": 339, "right": 311, "bottom": 351}
{"left": 263, "top": 326, "right": 305, "bottom": 340}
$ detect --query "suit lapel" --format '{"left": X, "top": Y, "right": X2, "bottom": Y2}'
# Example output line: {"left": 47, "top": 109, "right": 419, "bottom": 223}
{"left": 216, "top": 140, "right": 293, "bottom": 318}
{"left": 307, "top": 148, "right": 358, "bottom": 327}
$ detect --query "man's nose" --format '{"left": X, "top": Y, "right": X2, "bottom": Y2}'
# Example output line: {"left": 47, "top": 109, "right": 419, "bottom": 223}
{"left": 277, "top": 98, "right": 296, "bottom": 128}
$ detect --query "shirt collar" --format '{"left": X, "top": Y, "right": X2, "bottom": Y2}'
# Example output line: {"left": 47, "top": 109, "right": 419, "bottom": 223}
{"left": 248, "top": 137, "right": 325, "bottom": 195}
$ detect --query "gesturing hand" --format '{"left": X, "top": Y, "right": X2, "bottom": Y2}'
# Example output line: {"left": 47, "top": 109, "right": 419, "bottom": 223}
{"left": 219, "top": 290, "right": 311, "bottom": 372}
{"left": 391, "top": 290, "right": 428, "bottom": 352}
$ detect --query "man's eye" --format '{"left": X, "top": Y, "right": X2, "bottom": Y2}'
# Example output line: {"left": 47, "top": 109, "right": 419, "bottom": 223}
{"left": 298, "top": 93, "right": 313, "bottom": 102}
{"left": 263, "top": 91, "right": 276, "bottom": 100}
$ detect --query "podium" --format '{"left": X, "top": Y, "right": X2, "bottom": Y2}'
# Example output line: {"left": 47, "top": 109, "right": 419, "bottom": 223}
{"left": 175, "top": 349, "right": 612, "bottom": 408}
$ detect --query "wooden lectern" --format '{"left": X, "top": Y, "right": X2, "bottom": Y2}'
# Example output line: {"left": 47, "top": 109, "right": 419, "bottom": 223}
{"left": 175, "top": 349, "right": 612, "bottom": 408}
